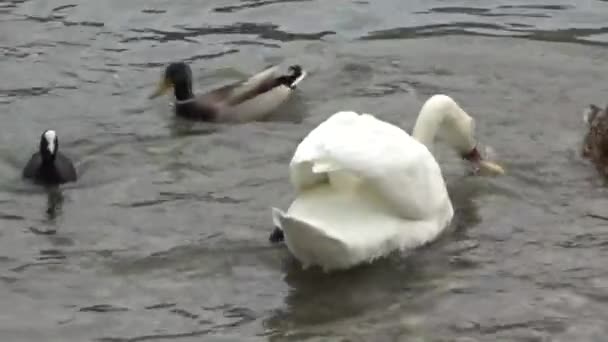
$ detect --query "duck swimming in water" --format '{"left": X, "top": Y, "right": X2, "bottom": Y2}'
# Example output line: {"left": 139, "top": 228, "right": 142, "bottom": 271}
{"left": 149, "top": 62, "right": 307, "bottom": 122}
{"left": 23, "top": 130, "right": 77, "bottom": 185}
{"left": 582, "top": 104, "right": 608, "bottom": 178}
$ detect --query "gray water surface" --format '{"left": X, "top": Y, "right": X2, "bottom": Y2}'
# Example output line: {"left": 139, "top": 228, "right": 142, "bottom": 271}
{"left": 2, "top": 0, "right": 608, "bottom": 341}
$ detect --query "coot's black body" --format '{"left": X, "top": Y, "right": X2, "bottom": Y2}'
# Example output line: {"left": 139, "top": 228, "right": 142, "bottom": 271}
{"left": 23, "top": 130, "right": 77, "bottom": 185}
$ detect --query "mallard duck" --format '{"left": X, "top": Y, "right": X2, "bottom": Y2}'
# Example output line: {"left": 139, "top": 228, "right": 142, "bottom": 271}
{"left": 149, "top": 62, "right": 307, "bottom": 121}
{"left": 270, "top": 94, "right": 504, "bottom": 271}
{"left": 23, "top": 130, "right": 77, "bottom": 185}
{"left": 582, "top": 104, "right": 608, "bottom": 177}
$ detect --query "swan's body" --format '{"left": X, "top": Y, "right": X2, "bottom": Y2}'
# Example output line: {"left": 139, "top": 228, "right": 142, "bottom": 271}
{"left": 271, "top": 94, "right": 502, "bottom": 271}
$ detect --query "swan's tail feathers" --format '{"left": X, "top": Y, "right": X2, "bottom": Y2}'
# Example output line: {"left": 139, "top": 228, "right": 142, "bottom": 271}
{"left": 269, "top": 207, "right": 286, "bottom": 243}
{"left": 271, "top": 207, "right": 285, "bottom": 228}
{"left": 269, "top": 227, "right": 284, "bottom": 243}
{"left": 273, "top": 212, "right": 352, "bottom": 271}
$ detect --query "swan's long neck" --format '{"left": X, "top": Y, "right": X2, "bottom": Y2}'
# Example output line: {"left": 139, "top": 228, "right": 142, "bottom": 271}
{"left": 411, "top": 94, "right": 475, "bottom": 153}
{"left": 411, "top": 103, "right": 444, "bottom": 149}
{"left": 412, "top": 96, "right": 446, "bottom": 150}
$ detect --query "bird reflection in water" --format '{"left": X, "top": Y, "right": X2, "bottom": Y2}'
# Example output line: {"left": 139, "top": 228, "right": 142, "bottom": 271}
{"left": 46, "top": 185, "right": 64, "bottom": 220}
{"left": 29, "top": 187, "right": 64, "bottom": 235}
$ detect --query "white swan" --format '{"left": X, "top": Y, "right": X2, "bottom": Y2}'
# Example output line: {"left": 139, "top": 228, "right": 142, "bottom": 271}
{"left": 271, "top": 94, "right": 504, "bottom": 272}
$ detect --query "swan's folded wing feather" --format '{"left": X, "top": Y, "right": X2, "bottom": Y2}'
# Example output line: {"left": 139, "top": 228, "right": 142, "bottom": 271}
{"left": 289, "top": 111, "right": 450, "bottom": 220}
{"left": 289, "top": 111, "right": 359, "bottom": 190}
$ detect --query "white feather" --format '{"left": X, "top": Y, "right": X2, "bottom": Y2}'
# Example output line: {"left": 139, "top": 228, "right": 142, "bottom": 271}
{"left": 274, "top": 108, "right": 455, "bottom": 271}
{"left": 583, "top": 106, "right": 592, "bottom": 125}
{"left": 44, "top": 130, "right": 56, "bottom": 153}
{"left": 271, "top": 95, "right": 496, "bottom": 271}
{"left": 291, "top": 70, "right": 307, "bottom": 88}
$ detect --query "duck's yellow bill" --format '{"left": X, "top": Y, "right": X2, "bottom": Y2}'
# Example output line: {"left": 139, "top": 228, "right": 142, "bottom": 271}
{"left": 148, "top": 78, "right": 172, "bottom": 99}
{"left": 478, "top": 160, "right": 505, "bottom": 176}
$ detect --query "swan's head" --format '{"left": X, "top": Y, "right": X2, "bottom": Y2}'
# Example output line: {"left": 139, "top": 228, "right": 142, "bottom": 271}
{"left": 414, "top": 95, "right": 505, "bottom": 176}
{"left": 444, "top": 115, "right": 504, "bottom": 175}
{"left": 460, "top": 145, "right": 504, "bottom": 176}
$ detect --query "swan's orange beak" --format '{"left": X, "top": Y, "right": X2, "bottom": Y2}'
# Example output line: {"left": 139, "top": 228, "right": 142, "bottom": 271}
{"left": 463, "top": 147, "right": 505, "bottom": 176}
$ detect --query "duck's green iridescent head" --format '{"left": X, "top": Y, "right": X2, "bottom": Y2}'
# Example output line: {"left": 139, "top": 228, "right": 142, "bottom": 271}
{"left": 149, "top": 62, "right": 193, "bottom": 99}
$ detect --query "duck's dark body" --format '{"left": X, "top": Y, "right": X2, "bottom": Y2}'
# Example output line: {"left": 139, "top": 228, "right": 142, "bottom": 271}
{"left": 152, "top": 62, "right": 306, "bottom": 122}
{"left": 174, "top": 100, "right": 217, "bottom": 121}
{"left": 583, "top": 104, "right": 608, "bottom": 178}
{"left": 23, "top": 152, "right": 77, "bottom": 185}
{"left": 23, "top": 130, "right": 77, "bottom": 186}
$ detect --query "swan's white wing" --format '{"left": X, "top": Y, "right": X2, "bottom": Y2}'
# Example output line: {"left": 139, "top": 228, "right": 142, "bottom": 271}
{"left": 274, "top": 185, "right": 451, "bottom": 271}
{"left": 289, "top": 111, "right": 450, "bottom": 220}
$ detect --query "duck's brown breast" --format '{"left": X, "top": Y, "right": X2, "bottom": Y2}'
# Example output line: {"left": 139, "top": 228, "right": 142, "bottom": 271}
{"left": 583, "top": 115, "right": 608, "bottom": 177}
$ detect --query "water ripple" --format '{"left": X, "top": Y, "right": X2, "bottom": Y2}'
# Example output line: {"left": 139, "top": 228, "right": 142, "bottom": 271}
{"left": 0, "top": 85, "right": 78, "bottom": 98}
{"left": 112, "top": 191, "right": 244, "bottom": 209}
{"left": 361, "top": 22, "right": 608, "bottom": 47}
{"left": 22, "top": 15, "right": 104, "bottom": 28}
{"left": 95, "top": 304, "right": 259, "bottom": 341}
{"left": 95, "top": 330, "right": 213, "bottom": 342}
{"left": 0, "top": 0, "right": 27, "bottom": 13}
{"left": 361, "top": 22, "right": 514, "bottom": 40}
{"left": 422, "top": 6, "right": 550, "bottom": 18}
{"left": 213, "top": 0, "right": 313, "bottom": 13}
{"left": 141, "top": 9, "right": 166, "bottom": 15}
{"left": 497, "top": 4, "right": 573, "bottom": 10}
{"left": 80, "top": 304, "right": 130, "bottom": 313}
{"left": 51, "top": 4, "right": 78, "bottom": 12}
{"left": 127, "top": 23, "right": 334, "bottom": 43}
{"left": 127, "top": 50, "right": 240, "bottom": 69}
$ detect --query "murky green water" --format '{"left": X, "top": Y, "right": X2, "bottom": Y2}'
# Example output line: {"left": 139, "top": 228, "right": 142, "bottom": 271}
{"left": 2, "top": 1, "right": 608, "bottom": 341}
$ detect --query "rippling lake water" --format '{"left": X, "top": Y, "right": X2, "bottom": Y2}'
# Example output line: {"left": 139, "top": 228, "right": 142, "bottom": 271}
{"left": 2, "top": 0, "right": 608, "bottom": 341}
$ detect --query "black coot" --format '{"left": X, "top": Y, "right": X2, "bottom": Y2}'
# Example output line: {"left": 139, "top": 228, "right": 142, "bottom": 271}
{"left": 23, "top": 130, "right": 77, "bottom": 185}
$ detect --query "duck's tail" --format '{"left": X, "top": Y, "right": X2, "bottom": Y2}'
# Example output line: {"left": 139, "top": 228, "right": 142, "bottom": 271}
{"left": 583, "top": 104, "right": 608, "bottom": 127}
{"left": 584, "top": 104, "right": 600, "bottom": 126}
{"left": 280, "top": 65, "right": 307, "bottom": 89}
